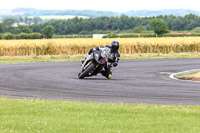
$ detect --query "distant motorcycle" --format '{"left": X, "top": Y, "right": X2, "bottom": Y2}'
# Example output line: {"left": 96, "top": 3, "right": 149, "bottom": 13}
{"left": 78, "top": 49, "right": 111, "bottom": 79}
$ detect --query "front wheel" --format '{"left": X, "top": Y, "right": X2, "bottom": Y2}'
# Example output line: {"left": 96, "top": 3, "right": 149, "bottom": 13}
{"left": 78, "top": 63, "right": 95, "bottom": 79}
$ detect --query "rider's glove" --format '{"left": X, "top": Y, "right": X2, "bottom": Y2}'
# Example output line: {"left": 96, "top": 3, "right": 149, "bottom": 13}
{"left": 113, "top": 62, "right": 118, "bottom": 67}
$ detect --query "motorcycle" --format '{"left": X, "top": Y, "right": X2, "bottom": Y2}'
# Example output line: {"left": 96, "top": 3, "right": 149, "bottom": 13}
{"left": 78, "top": 49, "right": 110, "bottom": 79}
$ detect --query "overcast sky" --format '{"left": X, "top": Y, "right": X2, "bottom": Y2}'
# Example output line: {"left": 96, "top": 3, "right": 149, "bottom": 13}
{"left": 1, "top": 0, "right": 200, "bottom": 12}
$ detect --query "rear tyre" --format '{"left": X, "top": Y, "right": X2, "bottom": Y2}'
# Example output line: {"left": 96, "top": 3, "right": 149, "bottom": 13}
{"left": 78, "top": 63, "right": 95, "bottom": 79}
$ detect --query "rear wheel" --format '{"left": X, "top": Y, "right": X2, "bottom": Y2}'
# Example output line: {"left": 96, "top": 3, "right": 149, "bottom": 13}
{"left": 78, "top": 63, "right": 95, "bottom": 79}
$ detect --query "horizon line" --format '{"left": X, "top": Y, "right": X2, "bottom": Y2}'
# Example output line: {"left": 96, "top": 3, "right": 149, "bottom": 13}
{"left": 1, "top": 8, "right": 200, "bottom": 12}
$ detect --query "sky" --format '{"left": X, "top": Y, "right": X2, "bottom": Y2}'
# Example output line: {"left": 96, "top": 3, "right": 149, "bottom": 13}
{"left": 0, "top": 0, "right": 200, "bottom": 12}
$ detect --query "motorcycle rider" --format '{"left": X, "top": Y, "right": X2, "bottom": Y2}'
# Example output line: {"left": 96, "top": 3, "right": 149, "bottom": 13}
{"left": 81, "top": 40, "right": 120, "bottom": 79}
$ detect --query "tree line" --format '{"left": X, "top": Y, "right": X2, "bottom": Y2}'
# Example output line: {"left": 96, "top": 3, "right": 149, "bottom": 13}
{"left": 1, "top": 14, "right": 200, "bottom": 36}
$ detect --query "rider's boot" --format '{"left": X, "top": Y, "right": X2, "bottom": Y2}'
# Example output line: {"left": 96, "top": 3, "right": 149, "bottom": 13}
{"left": 101, "top": 70, "right": 112, "bottom": 79}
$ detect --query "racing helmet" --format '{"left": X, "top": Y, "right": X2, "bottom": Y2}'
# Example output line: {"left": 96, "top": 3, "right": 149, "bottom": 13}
{"left": 110, "top": 40, "right": 119, "bottom": 52}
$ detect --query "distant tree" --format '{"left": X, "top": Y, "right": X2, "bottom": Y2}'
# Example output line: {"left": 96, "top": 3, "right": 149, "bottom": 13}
{"left": 0, "top": 23, "right": 5, "bottom": 33}
{"left": 3, "top": 18, "right": 16, "bottom": 32}
{"left": 29, "top": 24, "right": 43, "bottom": 33}
{"left": 17, "top": 25, "right": 33, "bottom": 33}
{"left": 120, "top": 15, "right": 130, "bottom": 30}
{"left": 42, "top": 25, "right": 55, "bottom": 38}
{"left": 133, "top": 25, "right": 145, "bottom": 33}
{"left": 24, "top": 17, "right": 33, "bottom": 25}
{"left": 3, "top": 18, "right": 16, "bottom": 27}
{"left": 192, "top": 27, "right": 200, "bottom": 33}
{"left": 33, "top": 17, "right": 43, "bottom": 24}
{"left": 149, "top": 19, "right": 169, "bottom": 35}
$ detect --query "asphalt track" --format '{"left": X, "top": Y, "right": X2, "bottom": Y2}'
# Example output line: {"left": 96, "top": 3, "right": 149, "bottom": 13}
{"left": 0, "top": 58, "right": 200, "bottom": 105}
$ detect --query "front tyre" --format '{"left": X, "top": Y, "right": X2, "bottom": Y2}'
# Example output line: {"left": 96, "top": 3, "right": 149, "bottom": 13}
{"left": 78, "top": 63, "right": 95, "bottom": 79}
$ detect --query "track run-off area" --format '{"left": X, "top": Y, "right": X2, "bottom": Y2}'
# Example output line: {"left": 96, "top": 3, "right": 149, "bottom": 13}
{"left": 0, "top": 58, "right": 200, "bottom": 105}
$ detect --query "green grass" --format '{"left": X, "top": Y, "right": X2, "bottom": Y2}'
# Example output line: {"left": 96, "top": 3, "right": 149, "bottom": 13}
{"left": 121, "top": 54, "right": 200, "bottom": 60}
{"left": 187, "top": 72, "right": 200, "bottom": 77}
{"left": 179, "top": 72, "right": 200, "bottom": 78}
{"left": 0, "top": 57, "right": 83, "bottom": 63}
{"left": 175, "top": 71, "right": 200, "bottom": 80}
{"left": 1, "top": 54, "right": 200, "bottom": 64}
{"left": 0, "top": 98, "right": 200, "bottom": 133}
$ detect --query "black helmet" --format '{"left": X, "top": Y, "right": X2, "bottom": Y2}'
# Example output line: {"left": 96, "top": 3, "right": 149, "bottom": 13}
{"left": 110, "top": 40, "right": 119, "bottom": 52}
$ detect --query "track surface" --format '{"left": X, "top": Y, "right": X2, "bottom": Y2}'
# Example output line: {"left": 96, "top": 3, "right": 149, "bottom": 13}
{"left": 0, "top": 59, "right": 200, "bottom": 105}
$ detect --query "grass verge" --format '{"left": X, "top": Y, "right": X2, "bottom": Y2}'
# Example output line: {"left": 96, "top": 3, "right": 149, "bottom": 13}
{"left": 175, "top": 71, "right": 200, "bottom": 81}
{"left": 0, "top": 98, "right": 200, "bottom": 133}
{"left": 0, "top": 57, "right": 83, "bottom": 63}
{"left": 1, "top": 53, "right": 200, "bottom": 63}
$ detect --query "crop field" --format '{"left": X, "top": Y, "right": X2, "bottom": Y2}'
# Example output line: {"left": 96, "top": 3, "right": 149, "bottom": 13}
{"left": 0, "top": 37, "right": 200, "bottom": 57}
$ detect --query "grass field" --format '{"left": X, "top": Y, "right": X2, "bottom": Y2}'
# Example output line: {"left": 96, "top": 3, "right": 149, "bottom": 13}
{"left": 0, "top": 98, "right": 200, "bottom": 133}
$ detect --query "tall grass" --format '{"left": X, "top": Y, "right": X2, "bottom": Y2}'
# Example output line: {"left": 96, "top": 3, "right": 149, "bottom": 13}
{"left": 0, "top": 37, "right": 200, "bottom": 56}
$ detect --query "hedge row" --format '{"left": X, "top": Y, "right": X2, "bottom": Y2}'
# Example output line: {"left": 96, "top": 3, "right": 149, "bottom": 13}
{"left": 0, "top": 33, "right": 43, "bottom": 40}
{"left": 2, "top": 33, "right": 200, "bottom": 40}
{"left": 53, "top": 35, "right": 92, "bottom": 38}
{"left": 103, "top": 33, "right": 200, "bottom": 38}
